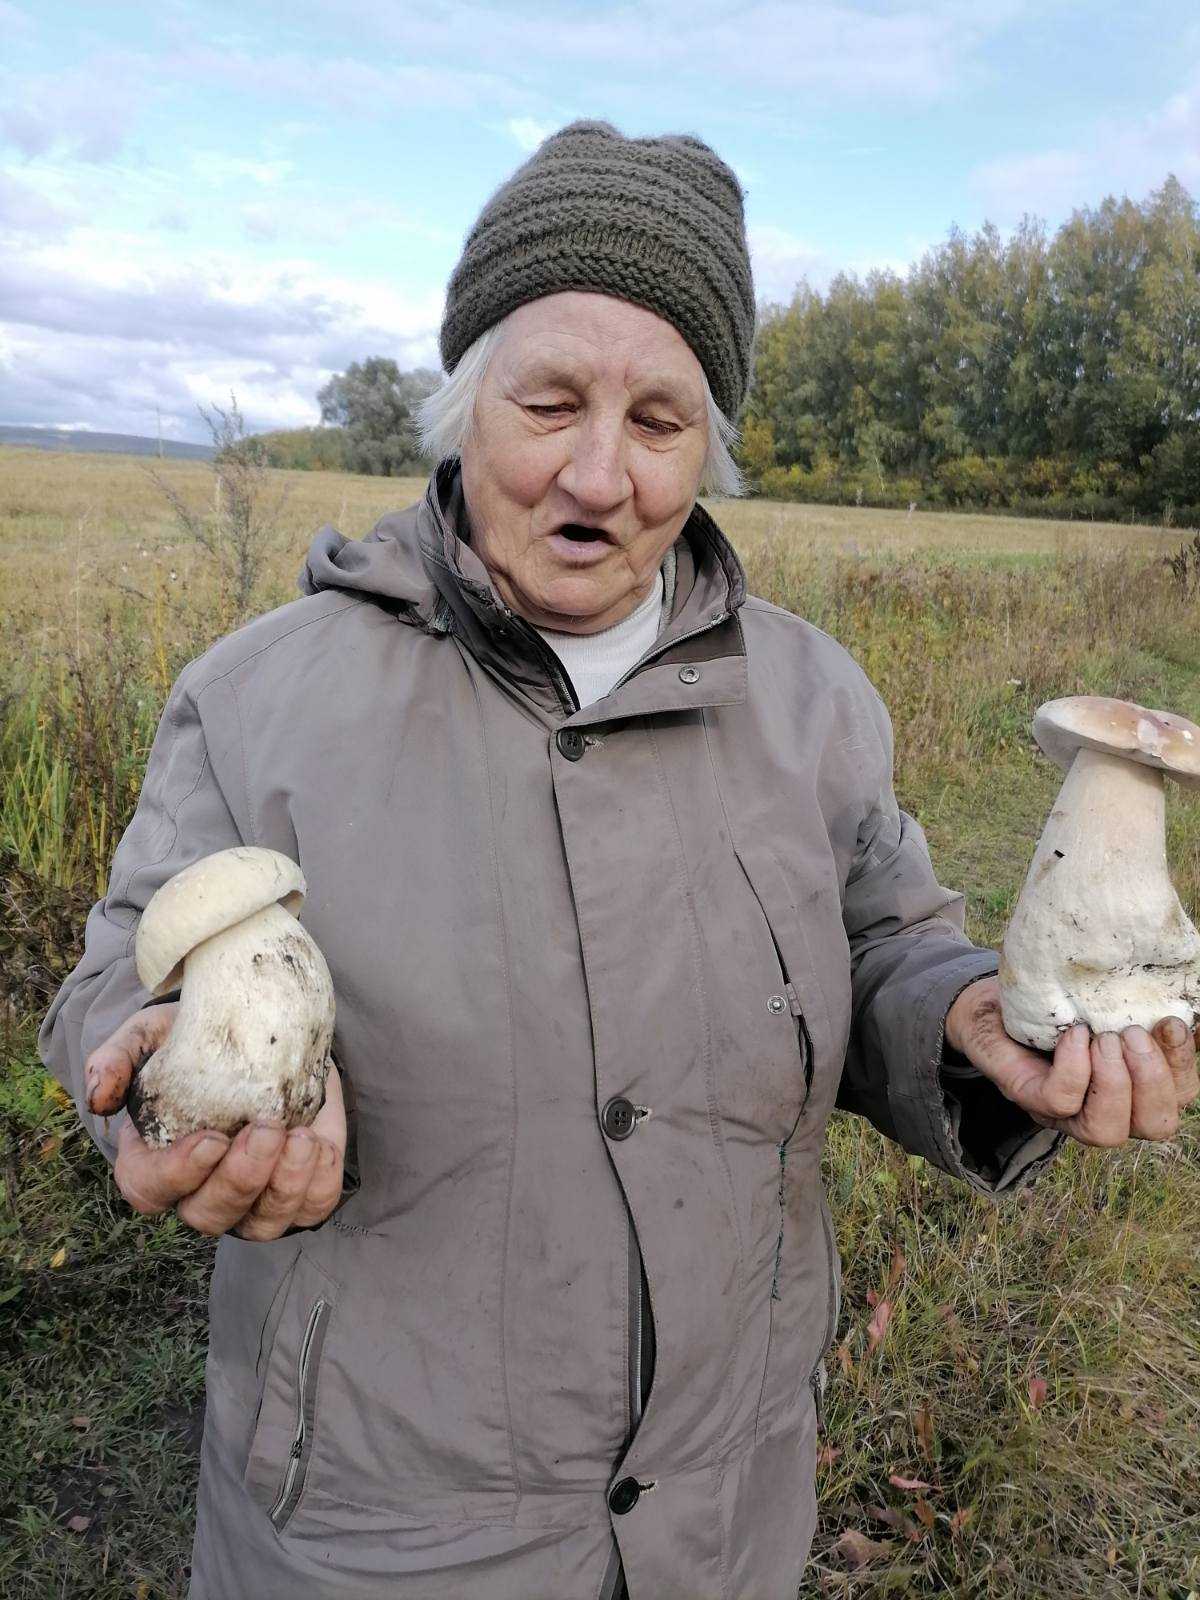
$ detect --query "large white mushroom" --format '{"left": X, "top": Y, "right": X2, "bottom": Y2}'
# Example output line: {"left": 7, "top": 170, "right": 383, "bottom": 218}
{"left": 999, "top": 696, "right": 1200, "bottom": 1050}
{"left": 129, "top": 846, "right": 335, "bottom": 1148}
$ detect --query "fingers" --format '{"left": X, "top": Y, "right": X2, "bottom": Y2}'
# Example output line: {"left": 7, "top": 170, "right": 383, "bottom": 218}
{"left": 178, "top": 1074, "right": 346, "bottom": 1241}
{"left": 175, "top": 1121, "right": 289, "bottom": 1236}
{"left": 1061, "top": 1031, "right": 1132, "bottom": 1147}
{"left": 118, "top": 1117, "right": 343, "bottom": 1239}
{"left": 239, "top": 1068, "right": 347, "bottom": 1237}
{"left": 954, "top": 994, "right": 1196, "bottom": 1149}
{"left": 233, "top": 1127, "right": 324, "bottom": 1240}
{"left": 84, "top": 1003, "right": 179, "bottom": 1116}
{"left": 115, "top": 1117, "right": 230, "bottom": 1216}
{"left": 290, "top": 1067, "right": 347, "bottom": 1230}
{"left": 1153, "top": 1016, "right": 1200, "bottom": 1110}
{"left": 291, "top": 1140, "right": 344, "bottom": 1230}
{"left": 943, "top": 986, "right": 1078, "bottom": 1114}
{"left": 1045, "top": 1023, "right": 1187, "bottom": 1147}
{"left": 968, "top": 1012, "right": 1091, "bottom": 1124}
{"left": 309, "top": 1063, "right": 347, "bottom": 1156}
{"left": 1038, "top": 1024, "right": 1093, "bottom": 1120}
{"left": 113, "top": 1064, "right": 348, "bottom": 1240}
{"left": 1121, "top": 1025, "right": 1181, "bottom": 1141}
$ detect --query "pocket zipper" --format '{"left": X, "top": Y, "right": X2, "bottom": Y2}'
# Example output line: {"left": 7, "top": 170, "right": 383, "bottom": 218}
{"left": 269, "top": 1297, "right": 330, "bottom": 1528}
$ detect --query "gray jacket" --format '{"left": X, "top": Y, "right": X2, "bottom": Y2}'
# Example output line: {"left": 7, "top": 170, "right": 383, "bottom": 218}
{"left": 40, "top": 463, "right": 1060, "bottom": 1599}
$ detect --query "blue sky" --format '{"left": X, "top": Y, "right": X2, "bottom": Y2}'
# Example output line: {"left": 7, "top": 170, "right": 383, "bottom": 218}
{"left": 2, "top": 0, "right": 1197, "bottom": 440}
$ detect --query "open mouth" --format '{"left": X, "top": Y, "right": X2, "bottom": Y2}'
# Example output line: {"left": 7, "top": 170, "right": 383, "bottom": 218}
{"left": 556, "top": 522, "right": 611, "bottom": 543}
{"left": 546, "top": 522, "right": 615, "bottom": 564}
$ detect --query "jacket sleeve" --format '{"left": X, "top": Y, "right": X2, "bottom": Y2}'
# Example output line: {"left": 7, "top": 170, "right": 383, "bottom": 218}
{"left": 835, "top": 690, "right": 1063, "bottom": 1196}
{"left": 37, "top": 659, "right": 247, "bottom": 1165}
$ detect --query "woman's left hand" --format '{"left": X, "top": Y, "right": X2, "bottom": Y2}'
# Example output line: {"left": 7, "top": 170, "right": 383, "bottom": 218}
{"left": 944, "top": 975, "right": 1200, "bottom": 1146}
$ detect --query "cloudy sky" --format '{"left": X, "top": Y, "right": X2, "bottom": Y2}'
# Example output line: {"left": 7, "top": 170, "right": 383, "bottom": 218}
{"left": 2, "top": 0, "right": 1197, "bottom": 442}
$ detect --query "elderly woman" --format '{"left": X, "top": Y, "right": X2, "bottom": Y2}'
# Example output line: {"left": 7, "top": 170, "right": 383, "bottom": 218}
{"left": 41, "top": 122, "right": 1197, "bottom": 1600}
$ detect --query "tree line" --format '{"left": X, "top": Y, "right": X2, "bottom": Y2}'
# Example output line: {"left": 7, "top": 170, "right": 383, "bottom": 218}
{"left": 257, "top": 175, "right": 1198, "bottom": 522}
{"left": 742, "top": 175, "right": 1199, "bottom": 523}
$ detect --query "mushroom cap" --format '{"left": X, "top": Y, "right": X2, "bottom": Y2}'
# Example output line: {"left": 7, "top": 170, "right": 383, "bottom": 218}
{"left": 1033, "top": 696, "right": 1200, "bottom": 791}
{"left": 136, "top": 846, "right": 307, "bottom": 995}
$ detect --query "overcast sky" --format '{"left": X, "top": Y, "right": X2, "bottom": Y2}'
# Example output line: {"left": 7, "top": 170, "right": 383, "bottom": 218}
{"left": 2, "top": 0, "right": 1197, "bottom": 441}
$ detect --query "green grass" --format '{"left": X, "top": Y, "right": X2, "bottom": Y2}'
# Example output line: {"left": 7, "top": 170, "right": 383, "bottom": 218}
{"left": 0, "top": 1029, "right": 213, "bottom": 1598}
{"left": 3, "top": 450, "right": 1199, "bottom": 1597}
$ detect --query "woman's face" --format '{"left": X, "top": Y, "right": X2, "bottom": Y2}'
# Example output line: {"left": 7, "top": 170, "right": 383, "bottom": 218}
{"left": 459, "top": 291, "right": 709, "bottom": 634}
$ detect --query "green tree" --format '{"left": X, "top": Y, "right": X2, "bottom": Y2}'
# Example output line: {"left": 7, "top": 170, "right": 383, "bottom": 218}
{"left": 743, "top": 174, "right": 1200, "bottom": 519}
{"left": 1026, "top": 183, "right": 1196, "bottom": 467}
{"left": 1120, "top": 176, "right": 1200, "bottom": 443}
{"left": 317, "top": 359, "right": 440, "bottom": 476}
{"left": 908, "top": 218, "right": 1049, "bottom": 467}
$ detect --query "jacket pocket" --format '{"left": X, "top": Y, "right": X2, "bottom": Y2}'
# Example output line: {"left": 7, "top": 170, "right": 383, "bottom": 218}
{"left": 730, "top": 831, "right": 853, "bottom": 1122}
{"left": 268, "top": 1296, "right": 332, "bottom": 1529}
{"left": 732, "top": 844, "right": 816, "bottom": 1123}
{"left": 242, "top": 1251, "right": 338, "bottom": 1530}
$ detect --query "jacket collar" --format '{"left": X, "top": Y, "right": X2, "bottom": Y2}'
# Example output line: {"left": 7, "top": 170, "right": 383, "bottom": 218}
{"left": 417, "top": 460, "right": 748, "bottom": 724}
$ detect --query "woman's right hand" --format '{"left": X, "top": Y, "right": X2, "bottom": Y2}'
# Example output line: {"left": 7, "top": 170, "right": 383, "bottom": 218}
{"left": 83, "top": 1004, "right": 347, "bottom": 1240}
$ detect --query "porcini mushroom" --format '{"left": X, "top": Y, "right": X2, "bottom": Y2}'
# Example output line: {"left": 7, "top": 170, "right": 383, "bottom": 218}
{"left": 999, "top": 696, "right": 1200, "bottom": 1050}
{"left": 129, "top": 846, "right": 335, "bottom": 1148}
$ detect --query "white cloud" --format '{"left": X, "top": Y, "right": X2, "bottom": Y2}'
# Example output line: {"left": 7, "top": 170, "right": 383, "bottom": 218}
{"left": 969, "top": 63, "right": 1200, "bottom": 223}
{"left": 748, "top": 224, "right": 830, "bottom": 305}
{"left": 240, "top": 202, "right": 284, "bottom": 242}
{"left": 235, "top": 192, "right": 455, "bottom": 248}
{"left": 506, "top": 116, "right": 556, "bottom": 153}
{"left": 0, "top": 221, "right": 443, "bottom": 439}
{"left": 0, "top": 168, "right": 78, "bottom": 237}
{"left": 748, "top": 222, "right": 929, "bottom": 304}
{"left": 191, "top": 152, "right": 295, "bottom": 188}
{"left": 0, "top": 56, "right": 148, "bottom": 162}
{"left": 306, "top": 0, "right": 1028, "bottom": 107}
{"left": 970, "top": 148, "right": 1092, "bottom": 221}
{"left": 170, "top": 41, "right": 525, "bottom": 115}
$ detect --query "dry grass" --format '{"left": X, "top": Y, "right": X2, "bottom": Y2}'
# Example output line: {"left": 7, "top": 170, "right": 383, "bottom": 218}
{"left": 1, "top": 447, "right": 1198, "bottom": 1598}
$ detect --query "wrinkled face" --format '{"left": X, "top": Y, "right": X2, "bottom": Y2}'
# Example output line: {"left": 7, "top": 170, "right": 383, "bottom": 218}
{"left": 459, "top": 291, "right": 708, "bottom": 633}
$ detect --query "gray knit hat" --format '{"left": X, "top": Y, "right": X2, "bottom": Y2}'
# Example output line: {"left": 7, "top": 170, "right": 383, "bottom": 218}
{"left": 439, "top": 120, "right": 755, "bottom": 420}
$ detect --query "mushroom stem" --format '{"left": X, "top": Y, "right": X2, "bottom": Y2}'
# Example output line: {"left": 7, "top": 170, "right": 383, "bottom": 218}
{"left": 1031, "top": 747, "right": 1166, "bottom": 930}
{"left": 999, "top": 746, "right": 1200, "bottom": 1048}
{"left": 130, "top": 900, "right": 333, "bottom": 1148}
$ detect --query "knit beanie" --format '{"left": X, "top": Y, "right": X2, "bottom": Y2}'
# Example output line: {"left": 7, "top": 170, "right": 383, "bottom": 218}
{"left": 439, "top": 120, "right": 755, "bottom": 421}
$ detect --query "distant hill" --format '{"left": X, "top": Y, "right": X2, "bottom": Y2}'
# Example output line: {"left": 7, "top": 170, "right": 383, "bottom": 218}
{"left": 0, "top": 424, "right": 213, "bottom": 460}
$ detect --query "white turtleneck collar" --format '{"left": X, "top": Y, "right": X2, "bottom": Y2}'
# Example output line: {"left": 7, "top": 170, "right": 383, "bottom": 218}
{"left": 534, "top": 570, "right": 667, "bottom": 708}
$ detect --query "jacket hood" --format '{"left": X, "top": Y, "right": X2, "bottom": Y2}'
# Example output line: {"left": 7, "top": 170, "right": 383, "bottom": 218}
{"left": 298, "top": 499, "right": 438, "bottom": 621}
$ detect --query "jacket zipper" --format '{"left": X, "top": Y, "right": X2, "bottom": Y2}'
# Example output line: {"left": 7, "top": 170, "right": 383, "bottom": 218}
{"left": 608, "top": 611, "right": 729, "bottom": 698}
{"left": 269, "top": 1297, "right": 331, "bottom": 1529}
{"left": 497, "top": 611, "right": 580, "bottom": 716}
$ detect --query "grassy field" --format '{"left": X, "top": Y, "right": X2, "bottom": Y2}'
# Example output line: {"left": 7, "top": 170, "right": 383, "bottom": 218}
{"left": 2, "top": 446, "right": 1198, "bottom": 1598}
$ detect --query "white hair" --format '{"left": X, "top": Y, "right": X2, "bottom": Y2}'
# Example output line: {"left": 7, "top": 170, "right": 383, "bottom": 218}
{"left": 416, "top": 315, "right": 745, "bottom": 499}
